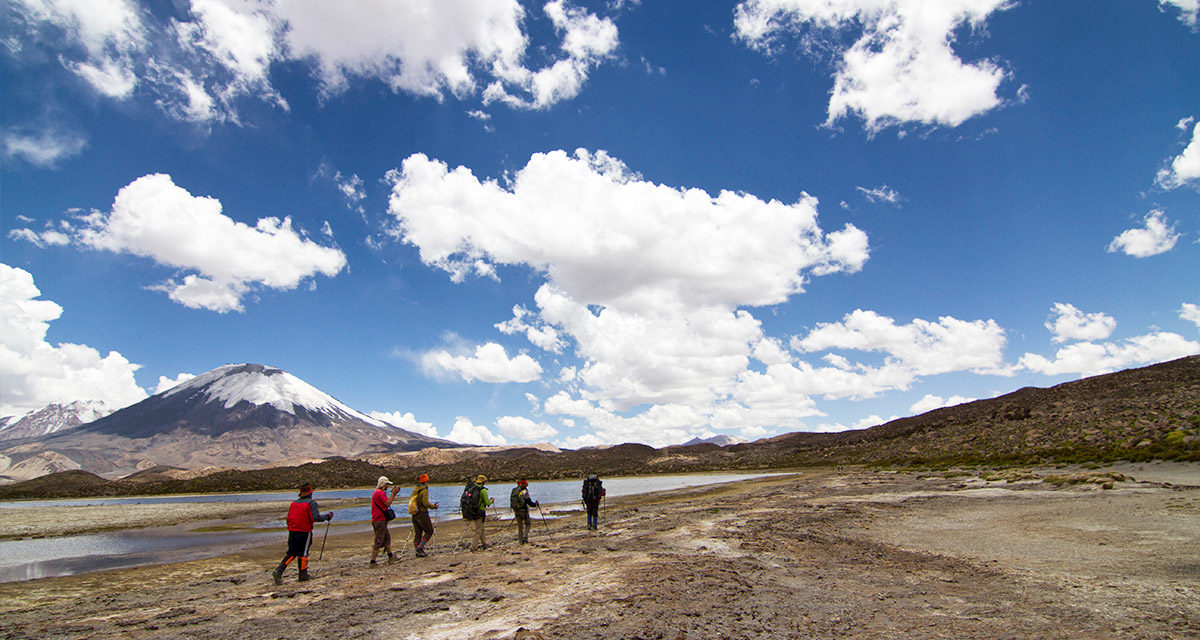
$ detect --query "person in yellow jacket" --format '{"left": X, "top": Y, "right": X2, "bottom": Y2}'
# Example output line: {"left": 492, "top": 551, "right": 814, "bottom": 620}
{"left": 408, "top": 473, "right": 439, "bottom": 557}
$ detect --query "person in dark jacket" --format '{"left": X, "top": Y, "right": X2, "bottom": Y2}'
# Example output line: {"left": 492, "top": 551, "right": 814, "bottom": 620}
{"left": 272, "top": 483, "right": 333, "bottom": 584}
{"left": 510, "top": 479, "right": 539, "bottom": 544}
{"left": 582, "top": 474, "right": 605, "bottom": 530}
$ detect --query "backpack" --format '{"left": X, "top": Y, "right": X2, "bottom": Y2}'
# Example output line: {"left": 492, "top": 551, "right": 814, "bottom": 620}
{"left": 460, "top": 481, "right": 482, "bottom": 520}
{"left": 582, "top": 477, "right": 603, "bottom": 502}
{"left": 510, "top": 487, "right": 525, "bottom": 511}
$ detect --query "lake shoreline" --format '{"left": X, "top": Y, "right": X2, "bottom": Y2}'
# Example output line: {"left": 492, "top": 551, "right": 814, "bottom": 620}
{"left": 1, "top": 463, "right": 1196, "bottom": 639}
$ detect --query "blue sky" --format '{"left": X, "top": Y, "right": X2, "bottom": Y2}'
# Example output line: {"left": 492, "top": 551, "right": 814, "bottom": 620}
{"left": 2, "top": 0, "right": 1198, "bottom": 448}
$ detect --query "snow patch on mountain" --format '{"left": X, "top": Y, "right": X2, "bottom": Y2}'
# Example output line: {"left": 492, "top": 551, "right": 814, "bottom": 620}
{"left": 0, "top": 400, "right": 112, "bottom": 441}
{"left": 164, "top": 364, "right": 389, "bottom": 428}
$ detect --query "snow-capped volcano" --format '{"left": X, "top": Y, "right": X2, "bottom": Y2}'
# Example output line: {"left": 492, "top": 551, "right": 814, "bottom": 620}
{"left": 162, "top": 364, "right": 392, "bottom": 429}
{"left": 0, "top": 363, "right": 454, "bottom": 481}
{"left": 0, "top": 400, "right": 113, "bottom": 441}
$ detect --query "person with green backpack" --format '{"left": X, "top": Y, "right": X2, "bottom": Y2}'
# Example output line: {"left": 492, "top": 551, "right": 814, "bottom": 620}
{"left": 509, "top": 479, "right": 540, "bottom": 544}
{"left": 408, "top": 473, "right": 439, "bottom": 557}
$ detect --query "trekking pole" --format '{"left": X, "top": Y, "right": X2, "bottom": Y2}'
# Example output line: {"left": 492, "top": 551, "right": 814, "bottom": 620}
{"left": 317, "top": 518, "right": 331, "bottom": 561}
{"left": 451, "top": 523, "right": 468, "bottom": 552}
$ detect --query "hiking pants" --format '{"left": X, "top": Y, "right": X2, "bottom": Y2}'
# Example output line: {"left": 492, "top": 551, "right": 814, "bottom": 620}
{"left": 471, "top": 516, "right": 487, "bottom": 550}
{"left": 514, "top": 509, "right": 531, "bottom": 542}
{"left": 412, "top": 511, "right": 434, "bottom": 548}
{"left": 585, "top": 500, "right": 600, "bottom": 529}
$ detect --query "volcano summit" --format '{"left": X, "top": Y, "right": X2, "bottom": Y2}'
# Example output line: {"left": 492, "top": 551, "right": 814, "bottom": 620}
{"left": 0, "top": 364, "right": 454, "bottom": 481}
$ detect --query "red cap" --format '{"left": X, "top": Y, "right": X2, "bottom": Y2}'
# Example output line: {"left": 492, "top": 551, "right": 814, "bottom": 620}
{"left": 517, "top": 479, "right": 528, "bottom": 488}
{"left": 418, "top": 474, "right": 429, "bottom": 484}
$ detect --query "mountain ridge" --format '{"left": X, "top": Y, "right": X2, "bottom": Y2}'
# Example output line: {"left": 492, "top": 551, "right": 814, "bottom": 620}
{"left": 0, "top": 363, "right": 455, "bottom": 482}
{"left": 2, "top": 355, "right": 1194, "bottom": 499}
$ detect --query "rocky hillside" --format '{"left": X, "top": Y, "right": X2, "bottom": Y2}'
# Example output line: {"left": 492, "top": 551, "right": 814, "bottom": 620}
{"left": 1, "top": 356, "right": 1195, "bottom": 499}
{"left": 754, "top": 353, "right": 1200, "bottom": 467}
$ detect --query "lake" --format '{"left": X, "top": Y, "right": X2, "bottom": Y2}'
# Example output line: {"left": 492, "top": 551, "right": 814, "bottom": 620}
{"left": 0, "top": 472, "right": 782, "bottom": 582}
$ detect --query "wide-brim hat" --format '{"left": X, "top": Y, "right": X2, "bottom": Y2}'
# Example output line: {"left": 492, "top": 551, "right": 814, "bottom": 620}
{"left": 476, "top": 474, "right": 487, "bottom": 484}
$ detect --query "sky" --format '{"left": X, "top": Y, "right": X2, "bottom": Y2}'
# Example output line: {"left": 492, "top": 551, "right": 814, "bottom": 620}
{"left": 1, "top": 0, "right": 1198, "bottom": 449}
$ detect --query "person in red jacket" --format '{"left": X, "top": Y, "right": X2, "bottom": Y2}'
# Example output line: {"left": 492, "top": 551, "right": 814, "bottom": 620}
{"left": 272, "top": 483, "right": 333, "bottom": 584}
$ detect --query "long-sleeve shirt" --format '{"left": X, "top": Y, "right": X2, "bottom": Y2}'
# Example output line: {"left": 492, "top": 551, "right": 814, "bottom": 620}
{"left": 410, "top": 485, "right": 436, "bottom": 513}
{"left": 286, "top": 495, "right": 331, "bottom": 532}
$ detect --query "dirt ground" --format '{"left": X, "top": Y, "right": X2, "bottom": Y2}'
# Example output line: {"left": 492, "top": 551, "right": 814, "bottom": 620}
{"left": 0, "top": 464, "right": 1196, "bottom": 640}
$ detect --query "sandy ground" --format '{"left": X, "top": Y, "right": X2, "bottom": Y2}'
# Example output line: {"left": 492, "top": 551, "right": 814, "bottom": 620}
{"left": 0, "top": 464, "right": 1196, "bottom": 639}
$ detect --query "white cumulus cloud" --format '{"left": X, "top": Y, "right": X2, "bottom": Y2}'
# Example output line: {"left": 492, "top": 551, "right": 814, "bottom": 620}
{"left": 1182, "top": 303, "right": 1200, "bottom": 330}
{"left": 1160, "top": 0, "right": 1199, "bottom": 28}
{"left": 73, "top": 173, "right": 346, "bottom": 312}
{"left": 495, "top": 415, "right": 558, "bottom": 441}
{"left": 447, "top": 416, "right": 508, "bottom": 446}
{"left": 387, "top": 149, "right": 869, "bottom": 443}
{"left": 1019, "top": 332, "right": 1199, "bottom": 377}
{"left": 793, "top": 309, "right": 1010, "bottom": 377}
{"left": 0, "top": 263, "right": 148, "bottom": 417}
{"left": 422, "top": 342, "right": 543, "bottom": 384}
{"left": 1156, "top": 119, "right": 1200, "bottom": 189}
{"left": 8, "top": 0, "right": 618, "bottom": 125}
{"left": 1107, "top": 210, "right": 1180, "bottom": 258}
{"left": 154, "top": 372, "right": 197, "bottom": 394}
{"left": 910, "top": 394, "right": 974, "bottom": 415}
{"left": 734, "top": 0, "right": 1013, "bottom": 131}
{"left": 1045, "top": 303, "right": 1116, "bottom": 343}
{"left": 370, "top": 410, "right": 439, "bottom": 438}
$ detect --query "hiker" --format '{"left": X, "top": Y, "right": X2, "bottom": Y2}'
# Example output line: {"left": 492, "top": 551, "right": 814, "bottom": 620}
{"left": 370, "top": 475, "right": 401, "bottom": 565}
{"left": 408, "top": 473, "right": 439, "bottom": 557}
{"left": 461, "top": 474, "right": 494, "bottom": 551}
{"left": 272, "top": 483, "right": 333, "bottom": 584}
{"left": 510, "top": 479, "right": 540, "bottom": 544}
{"left": 582, "top": 474, "right": 606, "bottom": 530}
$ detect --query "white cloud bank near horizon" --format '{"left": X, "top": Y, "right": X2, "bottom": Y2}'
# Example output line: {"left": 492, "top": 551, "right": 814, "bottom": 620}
{"left": 0, "top": 264, "right": 148, "bottom": 417}
{"left": 1019, "top": 302, "right": 1199, "bottom": 378}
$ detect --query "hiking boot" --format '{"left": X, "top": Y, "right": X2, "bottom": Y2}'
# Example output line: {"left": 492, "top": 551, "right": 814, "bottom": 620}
{"left": 415, "top": 548, "right": 427, "bottom": 558}
{"left": 271, "top": 562, "right": 286, "bottom": 585}
{"left": 369, "top": 559, "right": 378, "bottom": 566}
{"left": 298, "top": 569, "right": 310, "bottom": 582}
{"left": 386, "top": 552, "right": 396, "bottom": 565}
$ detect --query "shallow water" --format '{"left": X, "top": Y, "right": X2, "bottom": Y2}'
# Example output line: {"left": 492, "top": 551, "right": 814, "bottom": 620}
{"left": 0, "top": 472, "right": 781, "bottom": 582}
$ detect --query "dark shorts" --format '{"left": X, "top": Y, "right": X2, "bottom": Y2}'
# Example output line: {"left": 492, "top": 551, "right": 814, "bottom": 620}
{"left": 372, "top": 519, "right": 391, "bottom": 550}
{"left": 286, "top": 530, "right": 312, "bottom": 557}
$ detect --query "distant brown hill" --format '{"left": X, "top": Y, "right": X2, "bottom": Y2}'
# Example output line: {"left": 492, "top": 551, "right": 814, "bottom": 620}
{"left": 1, "top": 356, "right": 1195, "bottom": 500}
